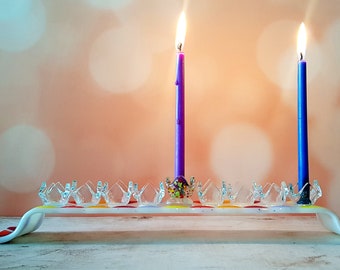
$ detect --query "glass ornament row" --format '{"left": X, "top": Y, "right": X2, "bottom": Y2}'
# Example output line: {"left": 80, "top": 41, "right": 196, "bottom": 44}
{"left": 197, "top": 179, "right": 322, "bottom": 207}
{"left": 38, "top": 180, "right": 165, "bottom": 207}
{"left": 38, "top": 178, "right": 322, "bottom": 207}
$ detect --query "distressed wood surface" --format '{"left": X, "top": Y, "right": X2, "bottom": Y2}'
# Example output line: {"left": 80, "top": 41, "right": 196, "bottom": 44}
{"left": 1, "top": 215, "right": 340, "bottom": 269}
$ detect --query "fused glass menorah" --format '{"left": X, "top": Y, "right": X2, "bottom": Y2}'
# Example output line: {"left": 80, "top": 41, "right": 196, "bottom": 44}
{"left": 38, "top": 178, "right": 322, "bottom": 207}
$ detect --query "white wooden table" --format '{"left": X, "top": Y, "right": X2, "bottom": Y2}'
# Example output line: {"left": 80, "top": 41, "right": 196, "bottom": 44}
{"left": 1, "top": 215, "right": 340, "bottom": 270}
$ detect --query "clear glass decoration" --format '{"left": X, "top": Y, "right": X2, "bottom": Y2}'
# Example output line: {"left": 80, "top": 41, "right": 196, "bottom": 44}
{"left": 286, "top": 182, "right": 312, "bottom": 203}
{"left": 276, "top": 181, "right": 291, "bottom": 204}
{"left": 73, "top": 181, "right": 107, "bottom": 207}
{"left": 223, "top": 183, "right": 237, "bottom": 203}
{"left": 250, "top": 180, "right": 323, "bottom": 206}
{"left": 133, "top": 182, "right": 165, "bottom": 206}
{"left": 165, "top": 176, "right": 195, "bottom": 205}
{"left": 197, "top": 180, "right": 227, "bottom": 207}
{"left": 227, "top": 182, "right": 253, "bottom": 206}
{"left": 286, "top": 183, "right": 301, "bottom": 203}
{"left": 250, "top": 182, "right": 267, "bottom": 204}
{"left": 310, "top": 180, "right": 322, "bottom": 205}
{"left": 249, "top": 182, "right": 286, "bottom": 206}
{"left": 38, "top": 179, "right": 322, "bottom": 208}
{"left": 287, "top": 180, "right": 321, "bottom": 205}
{"left": 38, "top": 181, "right": 48, "bottom": 205}
{"left": 39, "top": 181, "right": 72, "bottom": 207}
{"left": 102, "top": 180, "right": 133, "bottom": 207}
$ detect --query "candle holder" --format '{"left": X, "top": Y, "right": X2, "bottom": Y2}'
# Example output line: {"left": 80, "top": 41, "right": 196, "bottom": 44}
{"left": 73, "top": 181, "right": 107, "bottom": 207}
{"left": 250, "top": 182, "right": 286, "bottom": 206}
{"left": 102, "top": 180, "right": 133, "bottom": 207}
{"left": 310, "top": 180, "right": 322, "bottom": 204}
{"left": 248, "top": 180, "right": 322, "bottom": 206}
{"left": 39, "top": 180, "right": 133, "bottom": 207}
{"left": 3, "top": 178, "right": 337, "bottom": 244}
{"left": 39, "top": 181, "right": 75, "bottom": 207}
{"left": 197, "top": 180, "right": 227, "bottom": 207}
{"left": 38, "top": 179, "right": 322, "bottom": 208}
{"left": 194, "top": 179, "right": 322, "bottom": 207}
{"left": 165, "top": 176, "right": 195, "bottom": 205}
{"left": 132, "top": 182, "right": 165, "bottom": 207}
{"left": 297, "top": 183, "right": 312, "bottom": 205}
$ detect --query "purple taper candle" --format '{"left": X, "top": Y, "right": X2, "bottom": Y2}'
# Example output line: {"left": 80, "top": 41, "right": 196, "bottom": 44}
{"left": 297, "top": 23, "right": 311, "bottom": 204}
{"left": 175, "top": 12, "right": 186, "bottom": 178}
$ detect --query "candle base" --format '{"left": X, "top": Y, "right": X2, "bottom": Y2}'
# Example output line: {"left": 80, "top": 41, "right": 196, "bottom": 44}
{"left": 166, "top": 197, "right": 193, "bottom": 206}
{"left": 297, "top": 183, "right": 311, "bottom": 205}
{"left": 165, "top": 176, "right": 195, "bottom": 205}
{"left": 2, "top": 203, "right": 340, "bottom": 244}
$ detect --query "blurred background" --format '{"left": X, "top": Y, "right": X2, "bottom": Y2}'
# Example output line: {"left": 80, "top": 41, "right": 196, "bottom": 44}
{"left": 1, "top": 0, "right": 339, "bottom": 216}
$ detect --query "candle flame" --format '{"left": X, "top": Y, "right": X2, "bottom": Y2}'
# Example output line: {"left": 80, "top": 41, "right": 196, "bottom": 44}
{"left": 297, "top": 22, "right": 307, "bottom": 60}
{"left": 176, "top": 12, "right": 186, "bottom": 51}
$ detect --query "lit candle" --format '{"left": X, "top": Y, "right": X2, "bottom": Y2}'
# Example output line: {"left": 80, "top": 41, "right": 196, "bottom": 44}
{"left": 175, "top": 12, "right": 186, "bottom": 178}
{"left": 297, "top": 22, "right": 311, "bottom": 204}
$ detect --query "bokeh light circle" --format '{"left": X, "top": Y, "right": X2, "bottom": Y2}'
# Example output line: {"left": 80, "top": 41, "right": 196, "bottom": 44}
{"left": 0, "top": 125, "right": 55, "bottom": 193}
{"left": 0, "top": 0, "right": 46, "bottom": 52}
{"left": 89, "top": 25, "right": 152, "bottom": 94}
{"left": 210, "top": 123, "right": 273, "bottom": 182}
{"left": 257, "top": 20, "right": 299, "bottom": 91}
{"left": 0, "top": 0, "right": 32, "bottom": 21}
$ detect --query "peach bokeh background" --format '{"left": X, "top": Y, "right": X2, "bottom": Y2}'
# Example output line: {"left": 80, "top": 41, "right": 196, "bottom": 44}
{"left": 1, "top": 0, "right": 340, "bottom": 216}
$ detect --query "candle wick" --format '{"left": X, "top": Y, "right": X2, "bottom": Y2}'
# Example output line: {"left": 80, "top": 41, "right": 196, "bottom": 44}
{"left": 177, "top": 43, "right": 182, "bottom": 52}
{"left": 299, "top": 52, "right": 303, "bottom": 61}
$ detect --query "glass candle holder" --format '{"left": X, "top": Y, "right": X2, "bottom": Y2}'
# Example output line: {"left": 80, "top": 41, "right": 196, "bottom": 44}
{"left": 102, "top": 180, "right": 133, "bottom": 207}
{"left": 165, "top": 176, "right": 195, "bottom": 205}
{"left": 310, "top": 180, "right": 322, "bottom": 204}
{"left": 250, "top": 182, "right": 287, "bottom": 206}
{"left": 73, "top": 181, "right": 107, "bottom": 207}
{"left": 227, "top": 182, "right": 253, "bottom": 206}
{"left": 133, "top": 182, "right": 165, "bottom": 206}
{"left": 39, "top": 181, "right": 72, "bottom": 207}
{"left": 197, "top": 180, "right": 227, "bottom": 207}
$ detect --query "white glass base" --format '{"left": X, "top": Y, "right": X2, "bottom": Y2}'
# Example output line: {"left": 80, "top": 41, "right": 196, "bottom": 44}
{"left": 1, "top": 204, "right": 340, "bottom": 244}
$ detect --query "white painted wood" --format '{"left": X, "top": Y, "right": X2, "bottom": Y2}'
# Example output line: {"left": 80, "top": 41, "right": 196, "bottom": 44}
{"left": 1, "top": 216, "right": 340, "bottom": 270}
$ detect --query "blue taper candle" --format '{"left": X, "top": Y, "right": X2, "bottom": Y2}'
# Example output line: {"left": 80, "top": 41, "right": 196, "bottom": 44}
{"left": 297, "top": 23, "right": 311, "bottom": 204}
{"left": 297, "top": 56, "right": 309, "bottom": 190}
